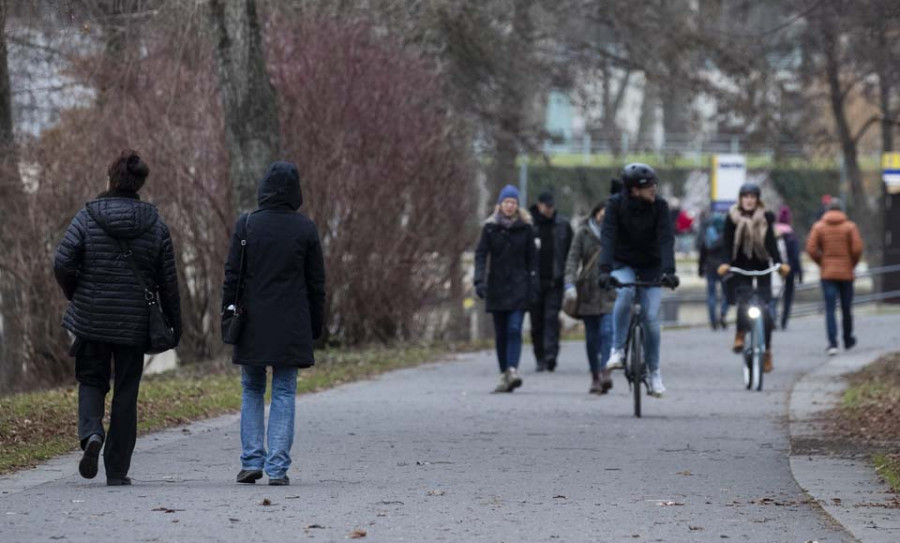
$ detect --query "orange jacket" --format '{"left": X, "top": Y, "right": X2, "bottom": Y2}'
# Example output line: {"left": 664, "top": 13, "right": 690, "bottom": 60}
{"left": 805, "top": 211, "right": 863, "bottom": 281}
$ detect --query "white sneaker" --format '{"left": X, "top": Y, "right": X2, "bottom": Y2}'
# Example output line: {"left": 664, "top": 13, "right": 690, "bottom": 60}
{"left": 826, "top": 346, "right": 838, "bottom": 356}
{"left": 649, "top": 370, "right": 666, "bottom": 397}
{"left": 606, "top": 349, "right": 625, "bottom": 370}
{"left": 506, "top": 368, "right": 523, "bottom": 391}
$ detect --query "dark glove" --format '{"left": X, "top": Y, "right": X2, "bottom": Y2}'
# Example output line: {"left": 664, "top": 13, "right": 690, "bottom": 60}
{"left": 598, "top": 272, "right": 619, "bottom": 290}
{"left": 698, "top": 266, "right": 704, "bottom": 277}
{"left": 661, "top": 274, "right": 680, "bottom": 290}
{"left": 475, "top": 284, "right": 486, "bottom": 300}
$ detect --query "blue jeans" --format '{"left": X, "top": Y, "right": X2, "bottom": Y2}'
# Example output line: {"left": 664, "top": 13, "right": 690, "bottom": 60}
{"left": 821, "top": 280, "right": 854, "bottom": 348}
{"left": 611, "top": 267, "right": 662, "bottom": 372}
{"left": 492, "top": 310, "right": 524, "bottom": 372}
{"left": 705, "top": 269, "right": 729, "bottom": 327}
{"left": 583, "top": 314, "right": 613, "bottom": 373}
{"left": 240, "top": 366, "right": 298, "bottom": 479}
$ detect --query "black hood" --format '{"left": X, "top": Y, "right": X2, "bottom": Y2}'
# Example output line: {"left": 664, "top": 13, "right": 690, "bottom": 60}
{"left": 258, "top": 161, "right": 302, "bottom": 210}
{"left": 85, "top": 196, "right": 159, "bottom": 240}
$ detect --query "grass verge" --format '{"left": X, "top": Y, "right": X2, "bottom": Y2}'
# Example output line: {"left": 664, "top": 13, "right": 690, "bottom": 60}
{"left": 829, "top": 351, "right": 900, "bottom": 491}
{"left": 0, "top": 342, "right": 487, "bottom": 474}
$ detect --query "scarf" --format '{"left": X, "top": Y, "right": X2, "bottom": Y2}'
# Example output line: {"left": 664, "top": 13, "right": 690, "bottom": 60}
{"left": 729, "top": 203, "right": 769, "bottom": 261}
{"left": 496, "top": 211, "right": 518, "bottom": 229}
{"left": 588, "top": 217, "right": 602, "bottom": 240}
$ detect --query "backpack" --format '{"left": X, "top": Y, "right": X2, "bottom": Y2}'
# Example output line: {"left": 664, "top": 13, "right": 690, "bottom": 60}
{"left": 703, "top": 214, "right": 725, "bottom": 251}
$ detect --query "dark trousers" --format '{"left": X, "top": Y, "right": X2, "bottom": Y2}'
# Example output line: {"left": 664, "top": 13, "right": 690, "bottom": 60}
{"left": 705, "top": 269, "right": 729, "bottom": 327}
{"left": 492, "top": 310, "right": 524, "bottom": 372}
{"left": 822, "top": 280, "right": 854, "bottom": 348}
{"left": 780, "top": 272, "right": 796, "bottom": 329}
{"left": 530, "top": 284, "right": 563, "bottom": 366}
{"left": 75, "top": 339, "right": 145, "bottom": 479}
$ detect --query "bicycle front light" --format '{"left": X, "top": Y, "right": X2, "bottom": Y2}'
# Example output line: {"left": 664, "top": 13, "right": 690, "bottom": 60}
{"left": 747, "top": 306, "right": 761, "bottom": 319}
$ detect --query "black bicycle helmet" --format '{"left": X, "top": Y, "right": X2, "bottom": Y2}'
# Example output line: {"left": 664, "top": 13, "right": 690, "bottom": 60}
{"left": 738, "top": 183, "right": 761, "bottom": 197}
{"left": 621, "top": 163, "right": 658, "bottom": 190}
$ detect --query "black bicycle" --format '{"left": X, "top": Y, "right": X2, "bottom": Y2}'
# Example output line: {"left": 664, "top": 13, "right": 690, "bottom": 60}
{"left": 613, "top": 279, "right": 665, "bottom": 418}
{"left": 723, "top": 265, "right": 781, "bottom": 391}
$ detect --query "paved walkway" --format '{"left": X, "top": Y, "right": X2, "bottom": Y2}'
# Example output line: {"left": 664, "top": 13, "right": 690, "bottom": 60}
{"left": 2, "top": 314, "right": 898, "bottom": 542}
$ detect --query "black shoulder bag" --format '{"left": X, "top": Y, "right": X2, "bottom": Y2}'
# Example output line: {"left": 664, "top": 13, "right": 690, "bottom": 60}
{"left": 221, "top": 213, "right": 250, "bottom": 345}
{"left": 85, "top": 206, "right": 177, "bottom": 354}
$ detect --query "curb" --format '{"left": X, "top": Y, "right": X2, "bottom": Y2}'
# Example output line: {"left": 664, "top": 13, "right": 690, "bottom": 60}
{"left": 789, "top": 350, "right": 900, "bottom": 543}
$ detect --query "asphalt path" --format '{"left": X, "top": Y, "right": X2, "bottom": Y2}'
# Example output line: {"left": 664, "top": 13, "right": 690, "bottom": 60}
{"left": 3, "top": 314, "right": 898, "bottom": 542}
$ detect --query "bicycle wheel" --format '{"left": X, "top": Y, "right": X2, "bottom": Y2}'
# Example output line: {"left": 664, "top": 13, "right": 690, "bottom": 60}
{"left": 752, "top": 316, "right": 765, "bottom": 391}
{"left": 630, "top": 324, "right": 644, "bottom": 418}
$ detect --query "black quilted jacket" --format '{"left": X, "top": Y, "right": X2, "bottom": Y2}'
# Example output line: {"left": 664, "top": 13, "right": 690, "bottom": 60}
{"left": 54, "top": 191, "right": 182, "bottom": 348}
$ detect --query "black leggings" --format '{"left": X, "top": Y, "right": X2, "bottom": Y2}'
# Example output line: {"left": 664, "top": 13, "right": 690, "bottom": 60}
{"left": 730, "top": 275, "right": 774, "bottom": 350}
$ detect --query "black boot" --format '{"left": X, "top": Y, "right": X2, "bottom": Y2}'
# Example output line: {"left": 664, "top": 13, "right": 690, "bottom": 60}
{"left": 236, "top": 469, "right": 264, "bottom": 484}
{"left": 79, "top": 434, "right": 103, "bottom": 479}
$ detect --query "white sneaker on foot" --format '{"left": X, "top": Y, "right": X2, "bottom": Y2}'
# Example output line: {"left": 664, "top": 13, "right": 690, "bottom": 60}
{"left": 606, "top": 348, "right": 625, "bottom": 370}
{"left": 506, "top": 368, "right": 523, "bottom": 391}
{"left": 649, "top": 370, "right": 666, "bottom": 397}
{"left": 826, "top": 346, "right": 838, "bottom": 356}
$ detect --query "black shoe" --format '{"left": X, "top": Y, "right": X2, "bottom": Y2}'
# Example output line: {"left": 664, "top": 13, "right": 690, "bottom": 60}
{"left": 546, "top": 359, "right": 557, "bottom": 372}
{"left": 106, "top": 476, "right": 132, "bottom": 486}
{"left": 268, "top": 475, "right": 290, "bottom": 486}
{"left": 236, "top": 469, "right": 264, "bottom": 484}
{"left": 845, "top": 337, "right": 857, "bottom": 350}
{"left": 535, "top": 363, "right": 547, "bottom": 373}
{"left": 719, "top": 317, "right": 727, "bottom": 330}
{"left": 79, "top": 434, "right": 103, "bottom": 479}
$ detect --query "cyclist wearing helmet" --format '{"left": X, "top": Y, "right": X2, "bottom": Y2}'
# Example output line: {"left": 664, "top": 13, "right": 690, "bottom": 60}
{"left": 597, "top": 163, "right": 678, "bottom": 397}
{"left": 716, "top": 183, "right": 790, "bottom": 373}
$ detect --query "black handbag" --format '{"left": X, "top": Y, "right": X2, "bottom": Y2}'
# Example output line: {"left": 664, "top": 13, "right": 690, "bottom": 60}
{"left": 222, "top": 213, "right": 251, "bottom": 345}
{"left": 85, "top": 206, "right": 177, "bottom": 354}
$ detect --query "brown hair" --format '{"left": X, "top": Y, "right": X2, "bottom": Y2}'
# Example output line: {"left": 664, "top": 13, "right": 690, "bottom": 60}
{"left": 107, "top": 149, "right": 149, "bottom": 192}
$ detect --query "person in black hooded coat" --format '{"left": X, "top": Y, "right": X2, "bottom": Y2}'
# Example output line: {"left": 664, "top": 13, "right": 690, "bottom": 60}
{"left": 54, "top": 150, "right": 181, "bottom": 486}
{"left": 222, "top": 161, "right": 325, "bottom": 486}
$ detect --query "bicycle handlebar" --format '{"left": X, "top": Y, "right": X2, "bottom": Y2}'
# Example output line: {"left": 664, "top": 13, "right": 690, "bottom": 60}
{"left": 614, "top": 281, "right": 664, "bottom": 288}
{"left": 726, "top": 264, "right": 781, "bottom": 277}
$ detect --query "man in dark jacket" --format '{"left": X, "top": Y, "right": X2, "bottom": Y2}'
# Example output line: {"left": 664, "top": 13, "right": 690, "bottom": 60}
{"left": 598, "top": 163, "right": 678, "bottom": 397}
{"left": 529, "top": 190, "right": 573, "bottom": 372}
{"left": 54, "top": 150, "right": 181, "bottom": 486}
{"left": 222, "top": 161, "right": 326, "bottom": 486}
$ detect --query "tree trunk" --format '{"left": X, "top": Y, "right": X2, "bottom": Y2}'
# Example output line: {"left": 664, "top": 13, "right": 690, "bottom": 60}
{"left": 876, "top": 26, "right": 894, "bottom": 154}
{"left": 206, "top": 0, "right": 281, "bottom": 213}
{"left": 637, "top": 77, "right": 658, "bottom": 150}
{"left": 0, "top": 0, "right": 26, "bottom": 393}
{"left": 823, "top": 30, "right": 879, "bottom": 261}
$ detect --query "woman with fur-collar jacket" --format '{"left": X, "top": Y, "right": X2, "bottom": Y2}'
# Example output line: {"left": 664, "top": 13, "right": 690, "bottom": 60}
{"left": 717, "top": 183, "right": 789, "bottom": 374}
{"left": 474, "top": 185, "right": 539, "bottom": 393}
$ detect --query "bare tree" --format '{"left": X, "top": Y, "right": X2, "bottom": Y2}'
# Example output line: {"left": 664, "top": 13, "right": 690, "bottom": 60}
{"left": 205, "top": 0, "right": 280, "bottom": 212}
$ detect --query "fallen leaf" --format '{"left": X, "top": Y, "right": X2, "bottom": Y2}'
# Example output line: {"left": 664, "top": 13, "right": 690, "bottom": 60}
{"left": 676, "top": 470, "right": 693, "bottom": 476}
{"left": 285, "top": 495, "right": 300, "bottom": 500}
{"left": 657, "top": 501, "right": 685, "bottom": 507}
{"left": 151, "top": 507, "right": 183, "bottom": 513}
{"left": 349, "top": 528, "right": 367, "bottom": 539}
{"left": 689, "top": 526, "right": 704, "bottom": 531}
{"left": 306, "top": 524, "right": 326, "bottom": 529}
{"left": 228, "top": 518, "right": 239, "bottom": 523}
{"left": 553, "top": 495, "right": 567, "bottom": 499}
{"left": 260, "top": 498, "right": 272, "bottom": 506}
{"left": 427, "top": 490, "right": 445, "bottom": 496}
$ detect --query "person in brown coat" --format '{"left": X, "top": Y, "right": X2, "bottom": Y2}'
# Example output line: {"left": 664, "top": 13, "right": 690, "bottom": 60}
{"left": 805, "top": 199, "right": 864, "bottom": 355}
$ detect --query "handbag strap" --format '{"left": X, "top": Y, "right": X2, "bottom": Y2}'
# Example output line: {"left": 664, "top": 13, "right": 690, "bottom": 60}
{"left": 579, "top": 249, "right": 602, "bottom": 282}
{"left": 232, "top": 212, "right": 252, "bottom": 308}
{"left": 84, "top": 205, "right": 157, "bottom": 304}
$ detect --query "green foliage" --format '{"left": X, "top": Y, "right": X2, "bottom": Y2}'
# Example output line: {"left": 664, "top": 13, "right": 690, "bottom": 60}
{"left": 873, "top": 453, "right": 900, "bottom": 493}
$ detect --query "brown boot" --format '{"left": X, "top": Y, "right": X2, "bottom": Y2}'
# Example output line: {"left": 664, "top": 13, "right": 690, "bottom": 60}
{"left": 732, "top": 330, "right": 744, "bottom": 353}
{"left": 589, "top": 372, "right": 603, "bottom": 394}
{"left": 763, "top": 351, "right": 774, "bottom": 373}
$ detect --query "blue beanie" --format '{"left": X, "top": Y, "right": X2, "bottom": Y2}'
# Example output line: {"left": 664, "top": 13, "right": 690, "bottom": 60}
{"left": 497, "top": 184, "right": 520, "bottom": 205}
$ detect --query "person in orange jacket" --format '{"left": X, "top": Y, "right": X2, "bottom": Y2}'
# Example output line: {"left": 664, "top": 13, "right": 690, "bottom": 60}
{"left": 806, "top": 198, "right": 864, "bottom": 355}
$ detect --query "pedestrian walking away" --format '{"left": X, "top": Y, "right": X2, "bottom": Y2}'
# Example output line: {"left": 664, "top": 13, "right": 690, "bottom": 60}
{"left": 474, "top": 184, "right": 538, "bottom": 393}
{"left": 221, "top": 161, "right": 326, "bottom": 486}
{"left": 697, "top": 210, "right": 729, "bottom": 330}
{"left": 597, "top": 163, "right": 679, "bottom": 397}
{"left": 805, "top": 198, "right": 863, "bottom": 356}
{"left": 529, "top": 190, "right": 574, "bottom": 372}
{"left": 53, "top": 150, "right": 182, "bottom": 486}
{"left": 564, "top": 201, "right": 617, "bottom": 394}
{"left": 774, "top": 205, "right": 803, "bottom": 329}
{"left": 717, "top": 183, "right": 789, "bottom": 374}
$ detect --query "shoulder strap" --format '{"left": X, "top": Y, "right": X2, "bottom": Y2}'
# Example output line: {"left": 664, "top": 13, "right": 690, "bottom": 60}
{"left": 233, "top": 212, "right": 252, "bottom": 307}
{"left": 84, "top": 205, "right": 155, "bottom": 299}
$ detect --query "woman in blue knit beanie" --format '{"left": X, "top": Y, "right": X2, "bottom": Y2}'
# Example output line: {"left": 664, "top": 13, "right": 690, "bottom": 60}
{"left": 473, "top": 185, "right": 539, "bottom": 393}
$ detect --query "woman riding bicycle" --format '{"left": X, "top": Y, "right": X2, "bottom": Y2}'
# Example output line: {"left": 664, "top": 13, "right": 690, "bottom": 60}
{"left": 717, "top": 183, "right": 790, "bottom": 373}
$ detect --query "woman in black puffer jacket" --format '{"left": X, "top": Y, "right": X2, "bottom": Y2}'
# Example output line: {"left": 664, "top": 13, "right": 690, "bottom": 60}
{"left": 54, "top": 150, "right": 181, "bottom": 486}
{"left": 474, "top": 184, "right": 538, "bottom": 394}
